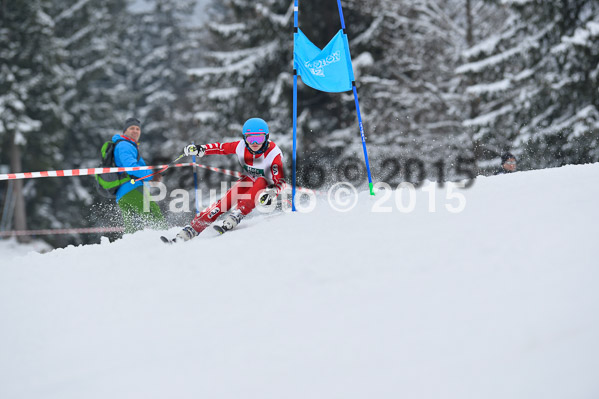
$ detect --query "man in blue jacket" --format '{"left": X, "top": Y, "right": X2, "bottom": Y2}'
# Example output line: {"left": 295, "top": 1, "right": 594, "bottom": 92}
{"left": 114, "top": 117, "right": 166, "bottom": 233}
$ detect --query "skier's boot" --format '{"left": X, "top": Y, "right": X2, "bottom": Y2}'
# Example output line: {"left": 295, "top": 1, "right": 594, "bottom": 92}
{"left": 161, "top": 225, "right": 199, "bottom": 244}
{"left": 214, "top": 209, "right": 244, "bottom": 235}
{"left": 174, "top": 225, "right": 199, "bottom": 242}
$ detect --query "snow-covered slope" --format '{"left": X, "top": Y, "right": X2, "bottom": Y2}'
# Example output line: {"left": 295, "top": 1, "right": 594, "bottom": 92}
{"left": 0, "top": 238, "right": 52, "bottom": 259}
{"left": 1, "top": 164, "right": 599, "bottom": 399}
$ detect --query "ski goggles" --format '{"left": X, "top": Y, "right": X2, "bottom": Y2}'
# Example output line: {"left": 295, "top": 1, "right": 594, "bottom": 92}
{"left": 245, "top": 133, "right": 267, "bottom": 145}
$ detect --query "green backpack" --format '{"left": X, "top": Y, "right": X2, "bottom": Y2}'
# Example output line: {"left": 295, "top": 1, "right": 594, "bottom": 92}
{"left": 95, "top": 139, "right": 139, "bottom": 197}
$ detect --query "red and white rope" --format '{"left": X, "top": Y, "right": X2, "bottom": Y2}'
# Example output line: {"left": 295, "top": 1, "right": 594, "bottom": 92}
{"left": 0, "top": 227, "right": 124, "bottom": 237}
{"left": 0, "top": 162, "right": 245, "bottom": 181}
{"left": 0, "top": 164, "right": 198, "bottom": 181}
{"left": 0, "top": 161, "right": 319, "bottom": 193}
{"left": 193, "top": 163, "right": 242, "bottom": 178}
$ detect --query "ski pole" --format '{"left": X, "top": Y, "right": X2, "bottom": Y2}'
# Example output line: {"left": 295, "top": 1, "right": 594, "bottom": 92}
{"left": 192, "top": 142, "right": 200, "bottom": 214}
{"left": 130, "top": 153, "right": 185, "bottom": 184}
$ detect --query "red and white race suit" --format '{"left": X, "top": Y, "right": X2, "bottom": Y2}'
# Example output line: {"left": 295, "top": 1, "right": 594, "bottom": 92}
{"left": 190, "top": 140, "right": 286, "bottom": 234}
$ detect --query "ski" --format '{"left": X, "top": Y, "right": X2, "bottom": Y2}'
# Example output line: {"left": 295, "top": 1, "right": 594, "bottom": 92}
{"left": 213, "top": 224, "right": 227, "bottom": 235}
{"left": 160, "top": 235, "right": 174, "bottom": 244}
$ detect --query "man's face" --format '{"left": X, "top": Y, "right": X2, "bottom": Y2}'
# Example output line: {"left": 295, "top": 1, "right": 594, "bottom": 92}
{"left": 124, "top": 125, "right": 141, "bottom": 142}
{"left": 503, "top": 158, "right": 517, "bottom": 172}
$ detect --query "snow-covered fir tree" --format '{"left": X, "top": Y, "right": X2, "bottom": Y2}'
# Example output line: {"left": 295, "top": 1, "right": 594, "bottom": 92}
{"left": 334, "top": 0, "right": 508, "bottom": 184}
{"left": 52, "top": 0, "right": 130, "bottom": 162}
{"left": 188, "top": 0, "right": 292, "bottom": 142}
{"left": 41, "top": 0, "right": 134, "bottom": 245}
{"left": 116, "top": 0, "right": 198, "bottom": 159}
{"left": 0, "top": 1, "right": 73, "bottom": 243}
{"left": 110, "top": 0, "right": 203, "bottom": 227}
{"left": 459, "top": 0, "right": 599, "bottom": 171}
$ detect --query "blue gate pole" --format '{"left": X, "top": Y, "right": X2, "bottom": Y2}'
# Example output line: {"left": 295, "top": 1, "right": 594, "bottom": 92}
{"left": 352, "top": 83, "right": 374, "bottom": 195}
{"left": 336, "top": 0, "right": 375, "bottom": 195}
{"left": 292, "top": 0, "right": 299, "bottom": 211}
{"left": 192, "top": 141, "right": 200, "bottom": 214}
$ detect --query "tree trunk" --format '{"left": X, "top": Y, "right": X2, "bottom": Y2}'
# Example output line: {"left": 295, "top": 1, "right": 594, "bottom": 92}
{"left": 10, "top": 133, "right": 30, "bottom": 243}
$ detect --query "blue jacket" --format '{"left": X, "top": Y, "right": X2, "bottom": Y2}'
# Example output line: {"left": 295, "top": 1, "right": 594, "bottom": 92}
{"left": 112, "top": 134, "right": 153, "bottom": 202}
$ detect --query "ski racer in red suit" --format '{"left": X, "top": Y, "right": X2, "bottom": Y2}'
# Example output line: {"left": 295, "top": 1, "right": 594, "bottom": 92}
{"left": 169, "top": 118, "right": 286, "bottom": 243}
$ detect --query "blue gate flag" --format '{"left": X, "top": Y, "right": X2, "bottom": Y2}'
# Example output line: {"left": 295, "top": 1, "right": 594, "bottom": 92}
{"left": 294, "top": 28, "right": 354, "bottom": 93}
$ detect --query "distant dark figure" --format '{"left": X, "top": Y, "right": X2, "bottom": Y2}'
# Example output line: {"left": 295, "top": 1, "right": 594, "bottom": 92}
{"left": 495, "top": 152, "right": 517, "bottom": 175}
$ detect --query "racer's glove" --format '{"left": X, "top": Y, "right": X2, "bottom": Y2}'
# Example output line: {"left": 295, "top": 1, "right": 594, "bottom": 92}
{"left": 259, "top": 187, "right": 277, "bottom": 206}
{"left": 183, "top": 144, "right": 206, "bottom": 157}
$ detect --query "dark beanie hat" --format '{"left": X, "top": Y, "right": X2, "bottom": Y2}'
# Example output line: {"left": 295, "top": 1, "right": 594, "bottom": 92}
{"left": 501, "top": 152, "right": 516, "bottom": 165}
{"left": 123, "top": 117, "right": 141, "bottom": 132}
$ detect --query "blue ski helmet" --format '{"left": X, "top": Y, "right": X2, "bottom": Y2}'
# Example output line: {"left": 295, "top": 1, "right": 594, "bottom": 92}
{"left": 242, "top": 117, "right": 270, "bottom": 154}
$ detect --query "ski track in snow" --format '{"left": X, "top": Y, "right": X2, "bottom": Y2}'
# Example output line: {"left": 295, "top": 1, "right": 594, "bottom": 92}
{"left": 1, "top": 164, "right": 599, "bottom": 399}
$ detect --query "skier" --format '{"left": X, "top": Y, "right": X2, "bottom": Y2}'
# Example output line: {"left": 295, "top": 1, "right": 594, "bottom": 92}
{"left": 163, "top": 117, "right": 286, "bottom": 243}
